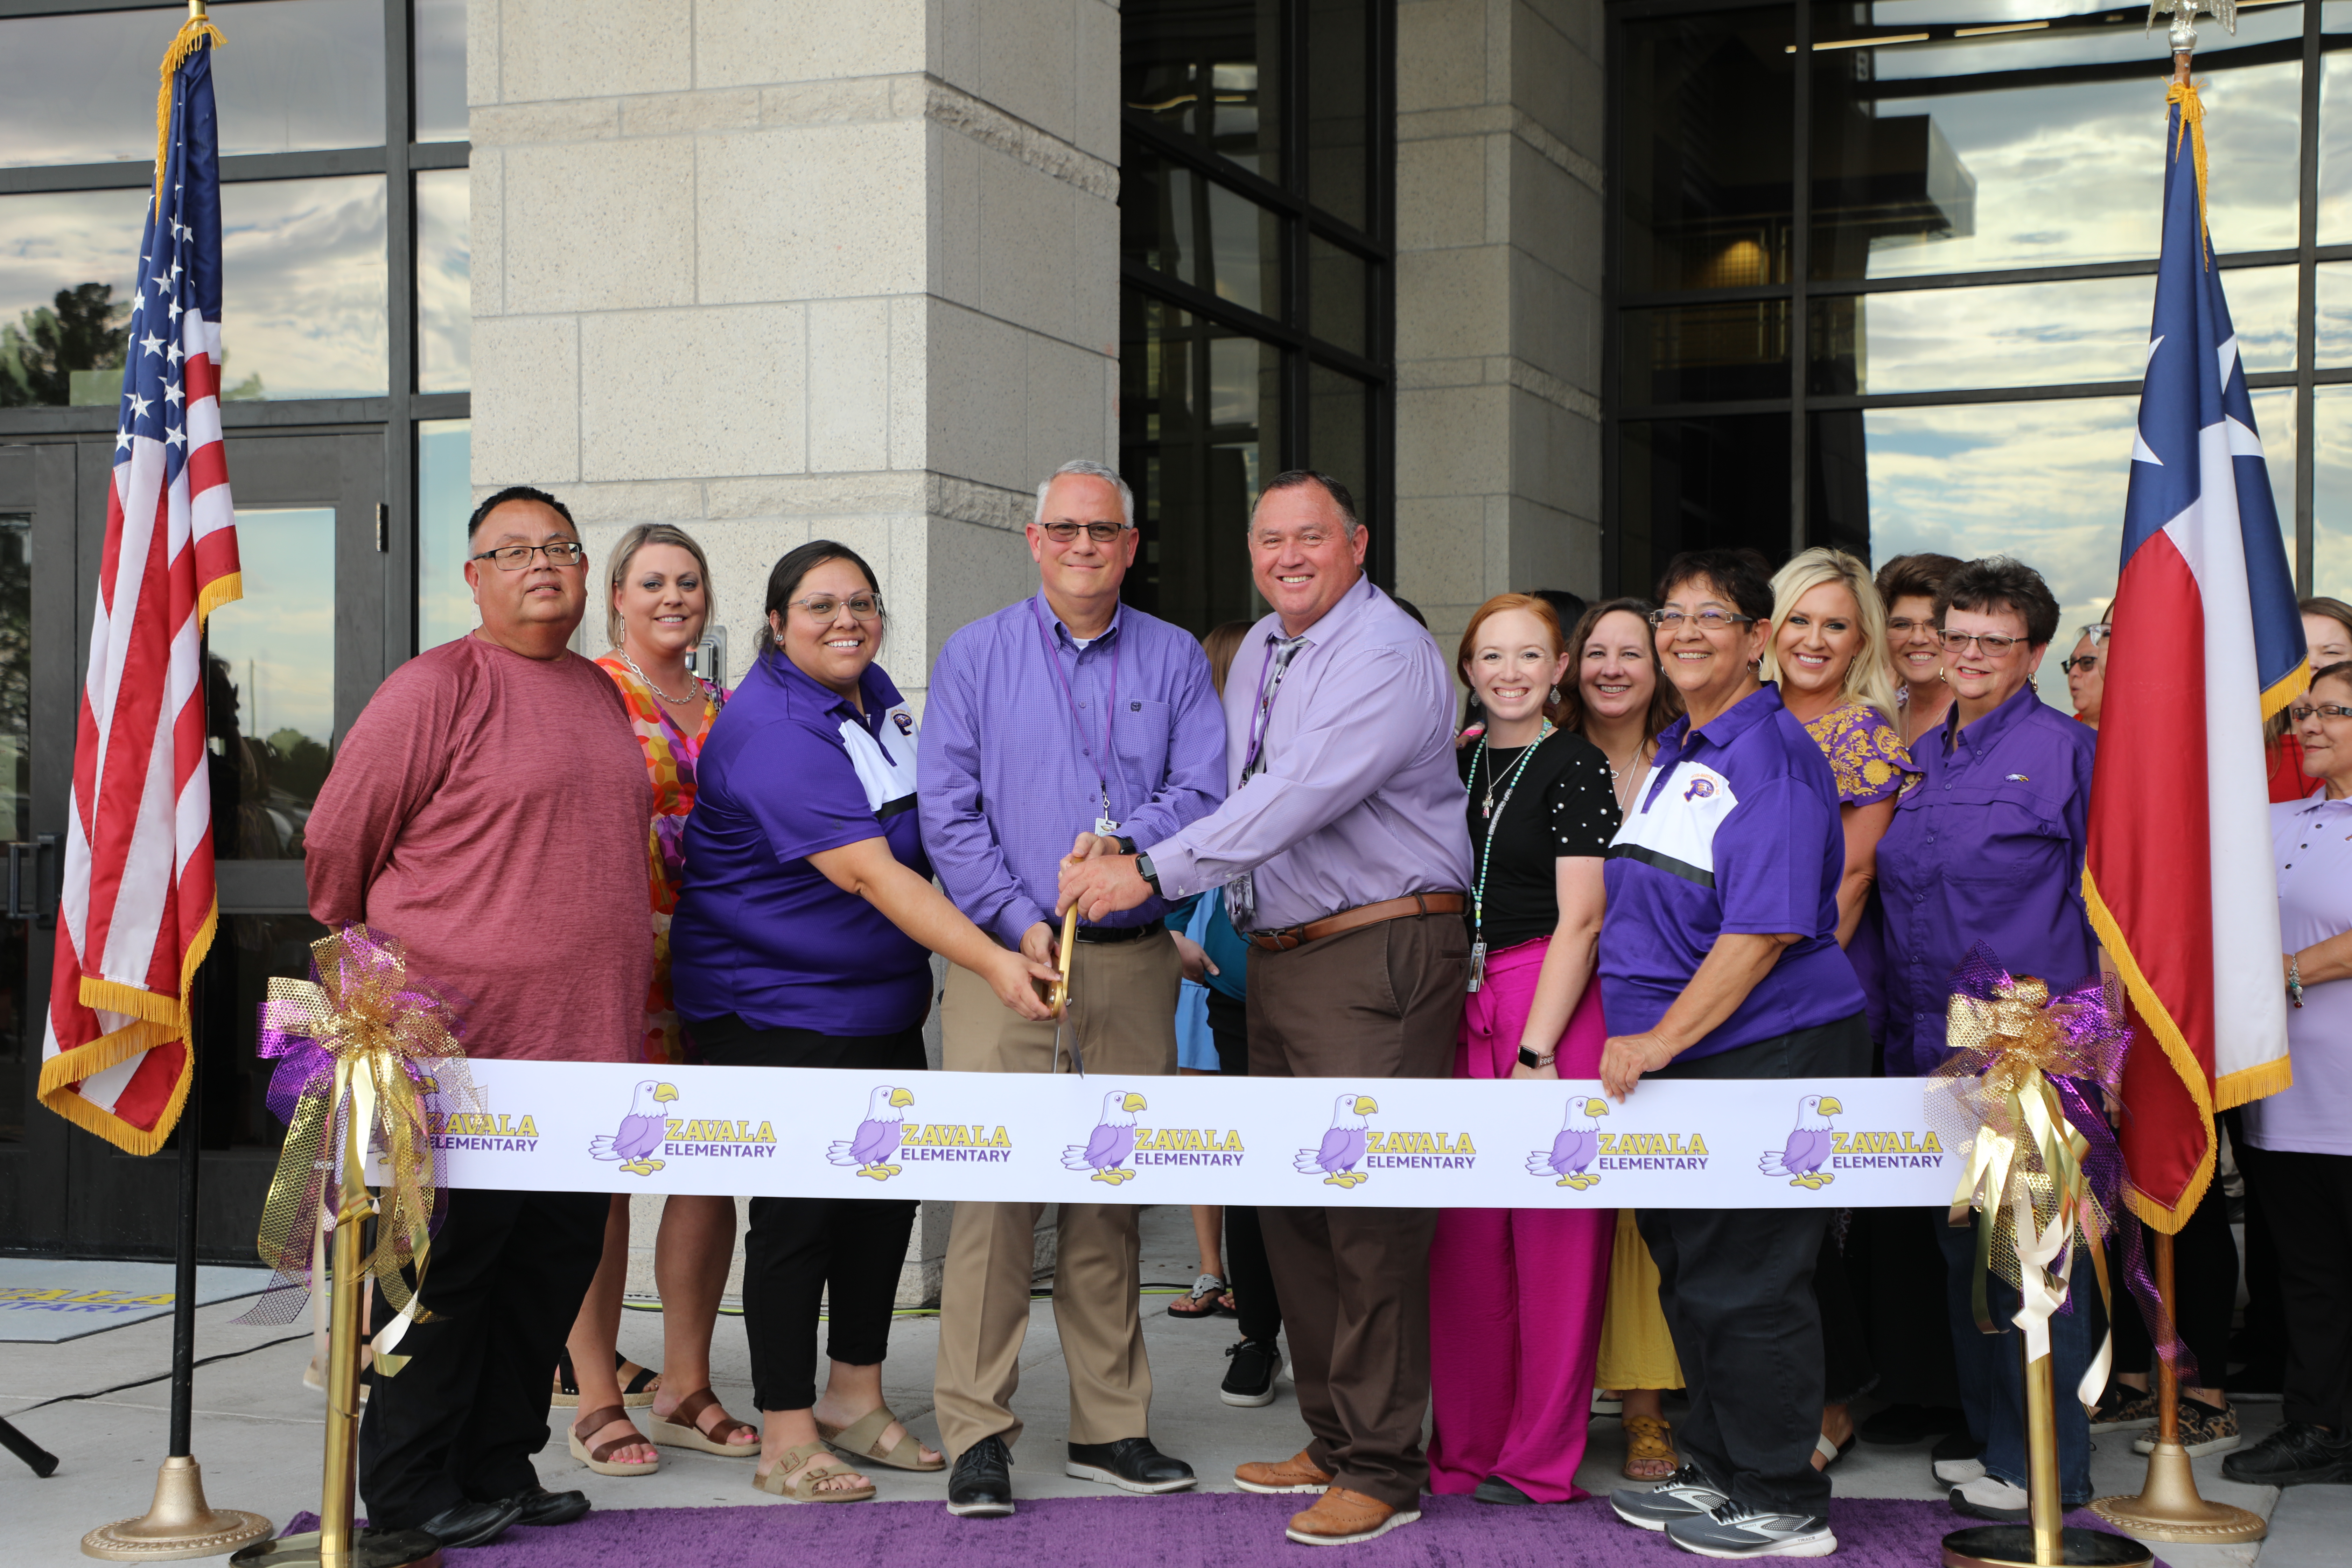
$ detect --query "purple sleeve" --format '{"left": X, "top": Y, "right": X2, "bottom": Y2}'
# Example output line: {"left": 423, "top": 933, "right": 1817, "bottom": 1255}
{"left": 915, "top": 647, "right": 1050, "bottom": 948}
{"left": 732, "top": 720, "right": 888, "bottom": 866}
{"left": 1716, "top": 776, "right": 1838, "bottom": 938}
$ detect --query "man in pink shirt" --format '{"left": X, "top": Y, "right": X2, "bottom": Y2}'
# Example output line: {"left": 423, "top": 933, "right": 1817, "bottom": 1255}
{"left": 306, "top": 485, "right": 652, "bottom": 1551}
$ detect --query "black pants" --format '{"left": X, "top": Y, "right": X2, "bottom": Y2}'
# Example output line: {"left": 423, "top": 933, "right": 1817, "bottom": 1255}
{"left": 1637, "top": 1013, "right": 1871, "bottom": 1515}
{"left": 2224, "top": 1114, "right": 2288, "bottom": 1376}
{"left": 1814, "top": 1226, "right": 1877, "bottom": 1405}
{"left": 356, "top": 1186, "right": 606, "bottom": 1528}
{"left": 1205, "top": 989, "right": 1281, "bottom": 1345}
{"left": 2111, "top": 1156, "right": 2238, "bottom": 1387}
{"left": 2242, "top": 1146, "right": 2352, "bottom": 1429}
{"left": 1848, "top": 1205, "right": 1961, "bottom": 1409}
{"left": 692, "top": 1012, "right": 924, "bottom": 1412}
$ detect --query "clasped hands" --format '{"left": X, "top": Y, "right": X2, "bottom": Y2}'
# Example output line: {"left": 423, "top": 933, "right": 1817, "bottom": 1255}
{"left": 1055, "top": 832, "right": 1155, "bottom": 924}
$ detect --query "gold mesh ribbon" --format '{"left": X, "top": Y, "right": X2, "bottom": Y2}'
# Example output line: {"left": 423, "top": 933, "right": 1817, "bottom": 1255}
{"left": 236, "top": 927, "right": 475, "bottom": 1376}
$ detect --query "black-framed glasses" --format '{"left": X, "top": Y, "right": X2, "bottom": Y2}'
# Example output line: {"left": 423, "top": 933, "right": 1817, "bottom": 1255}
{"left": 1039, "top": 520, "right": 1133, "bottom": 544}
{"left": 1938, "top": 630, "right": 2022, "bottom": 656}
{"left": 2060, "top": 654, "right": 2100, "bottom": 675}
{"left": 2290, "top": 703, "right": 2352, "bottom": 722}
{"left": 471, "top": 540, "right": 587, "bottom": 571}
{"left": 790, "top": 592, "right": 885, "bottom": 621}
{"left": 1648, "top": 608, "right": 1754, "bottom": 631}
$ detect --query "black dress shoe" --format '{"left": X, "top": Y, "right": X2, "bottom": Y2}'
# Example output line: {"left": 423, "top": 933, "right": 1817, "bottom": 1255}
{"left": 1065, "top": 1436, "right": 1197, "bottom": 1493}
{"left": 947, "top": 1435, "right": 1015, "bottom": 1518}
{"left": 497, "top": 1485, "right": 591, "bottom": 1527}
{"left": 1473, "top": 1475, "right": 1537, "bottom": 1505}
{"left": 1860, "top": 1403, "right": 1963, "bottom": 1446}
{"left": 2221, "top": 1422, "right": 2352, "bottom": 1487}
{"left": 416, "top": 1495, "right": 527, "bottom": 1549}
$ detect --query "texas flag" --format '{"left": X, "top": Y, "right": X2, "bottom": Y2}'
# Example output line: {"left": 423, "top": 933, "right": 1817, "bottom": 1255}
{"left": 2084, "top": 84, "right": 2306, "bottom": 1232}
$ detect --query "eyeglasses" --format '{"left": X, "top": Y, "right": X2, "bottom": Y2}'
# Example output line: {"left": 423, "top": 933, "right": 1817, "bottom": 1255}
{"left": 1648, "top": 608, "right": 1754, "bottom": 631}
{"left": 2290, "top": 703, "right": 2352, "bottom": 722}
{"left": 1040, "top": 520, "right": 1133, "bottom": 544}
{"left": 471, "top": 540, "right": 586, "bottom": 571}
{"left": 790, "top": 593, "right": 885, "bottom": 621}
{"left": 2060, "top": 655, "right": 2100, "bottom": 674}
{"left": 1885, "top": 616, "right": 1937, "bottom": 634}
{"left": 1938, "top": 630, "right": 2022, "bottom": 656}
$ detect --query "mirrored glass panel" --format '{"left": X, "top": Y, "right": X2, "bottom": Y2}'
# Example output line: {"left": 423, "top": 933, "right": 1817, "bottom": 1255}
{"left": 1623, "top": 300, "right": 1792, "bottom": 405}
{"left": 414, "top": 0, "right": 470, "bottom": 143}
{"left": 0, "top": 188, "right": 150, "bottom": 407}
{"left": 2315, "top": 258, "right": 2352, "bottom": 363}
{"left": 1125, "top": 0, "right": 1281, "bottom": 176}
{"left": 1618, "top": 415, "right": 1791, "bottom": 600}
{"left": 1307, "top": 233, "right": 1369, "bottom": 355}
{"left": 2312, "top": 383, "right": 2352, "bottom": 598}
{"left": 0, "top": 0, "right": 386, "bottom": 168}
{"left": 1812, "top": 4, "right": 2303, "bottom": 280}
{"left": 1620, "top": 9, "right": 1797, "bottom": 293}
{"left": 1123, "top": 151, "right": 1285, "bottom": 319}
{"left": 207, "top": 507, "right": 336, "bottom": 861}
{"left": 2318, "top": 2, "right": 2352, "bottom": 243}
{"left": 201, "top": 913, "right": 329, "bottom": 1148}
{"left": 1304, "top": 0, "right": 1371, "bottom": 229}
{"left": 0, "top": 510, "right": 26, "bottom": 1145}
{"left": 1308, "top": 363, "right": 1370, "bottom": 502}
{"left": 417, "top": 168, "right": 470, "bottom": 392}
{"left": 419, "top": 419, "right": 476, "bottom": 651}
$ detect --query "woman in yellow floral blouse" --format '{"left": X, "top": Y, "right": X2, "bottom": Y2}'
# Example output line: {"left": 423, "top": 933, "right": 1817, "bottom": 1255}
{"left": 1759, "top": 546, "right": 1922, "bottom": 1473}
{"left": 556, "top": 524, "right": 758, "bottom": 1476}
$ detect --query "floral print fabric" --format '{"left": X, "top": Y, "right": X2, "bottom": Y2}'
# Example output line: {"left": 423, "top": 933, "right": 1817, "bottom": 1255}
{"left": 1802, "top": 699, "right": 1919, "bottom": 806}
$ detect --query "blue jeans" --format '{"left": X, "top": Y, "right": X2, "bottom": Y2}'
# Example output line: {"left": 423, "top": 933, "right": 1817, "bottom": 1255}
{"left": 1935, "top": 1216, "right": 2097, "bottom": 1504}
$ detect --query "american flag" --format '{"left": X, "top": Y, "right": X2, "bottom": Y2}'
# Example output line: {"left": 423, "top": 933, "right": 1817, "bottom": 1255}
{"left": 37, "top": 29, "right": 241, "bottom": 1154}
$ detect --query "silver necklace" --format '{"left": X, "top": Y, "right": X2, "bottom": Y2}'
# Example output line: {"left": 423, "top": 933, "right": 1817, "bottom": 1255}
{"left": 1478, "top": 722, "right": 1554, "bottom": 817}
{"left": 617, "top": 646, "right": 699, "bottom": 705}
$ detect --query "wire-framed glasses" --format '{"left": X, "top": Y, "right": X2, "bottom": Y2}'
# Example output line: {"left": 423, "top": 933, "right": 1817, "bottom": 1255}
{"left": 1938, "top": 630, "right": 2021, "bottom": 656}
{"left": 1648, "top": 608, "right": 1754, "bottom": 631}
{"left": 1040, "top": 520, "right": 1132, "bottom": 543}
{"left": 790, "top": 593, "right": 885, "bottom": 621}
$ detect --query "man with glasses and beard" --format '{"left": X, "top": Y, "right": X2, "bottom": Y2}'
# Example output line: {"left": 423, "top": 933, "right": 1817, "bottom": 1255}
{"left": 920, "top": 459, "right": 1229, "bottom": 1518}
{"left": 306, "top": 485, "right": 653, "bottom": 1551}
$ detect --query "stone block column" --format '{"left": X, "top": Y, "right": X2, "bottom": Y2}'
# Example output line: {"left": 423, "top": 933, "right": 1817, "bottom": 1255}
{"left": 468, "top": 0, "right": 1120, "bottom": 1302}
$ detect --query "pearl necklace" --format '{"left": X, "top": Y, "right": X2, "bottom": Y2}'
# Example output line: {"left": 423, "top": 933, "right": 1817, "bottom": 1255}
{"left": 618, "top": 646, "right": 700, "bottom": 706}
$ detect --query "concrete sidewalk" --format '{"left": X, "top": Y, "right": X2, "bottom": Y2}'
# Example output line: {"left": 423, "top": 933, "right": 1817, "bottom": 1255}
{"left": 3, "top": 1207, "right": 2329, "bottom": 1565}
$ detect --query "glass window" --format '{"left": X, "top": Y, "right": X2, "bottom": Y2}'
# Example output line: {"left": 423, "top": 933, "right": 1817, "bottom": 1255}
{"left": 414, "top": 0, "right": 470, "bottom": 144}
{"left": 1124, "top": 0, "right": 1281, "bottom": 176}
{"left": 419, "top": 419, "right": 475, "bottom": 651}
{"left": 2320, "top": 2, "right": 2352, "bottom": 243}
{"left": 207, "top": 507, "right": 337, "bottom": 861}
{"left": 1307, "top": 233, "right": 1369, "bottom": 356}
{"left": 1624, "top": 299, "right": 1793, "bottom": 405}
{"left": 1304, "top": 0, "right": 1371, "bottom": 230}
{"left": 2313, "top": 383, "right": 2352, "bottom": 598}
{"left": 1813, "top": 4, "right": 2303, "bottom": 280}
{"left": 0, "top": 510, "right": 25, "bottom": 1146}
{"left": 207, "top": 913, "right": 330, "bottom": 1148}
{"left": 1619, "top": 9, "right": 1797, "bottom": 293}
{"left": 1618, "top": 415, "right": 1791, "bottom": 602}
{"left": 2316, "top": 259, "right": 2352, "bottom": 365}
{"left": 0, "top": 187, "right": 152, "bottom": 407}
{"left": 416, "top": 168, "right": 470, "bottom": 393}
{"left": 0, "top": 0, "right": 386, "bottom": 168}
{"left": 221, "top": 175, "right": 389, "bottom": 399}
{"left": 1308, "top": 363, "right": 1370, "bottom": 500}
{"left": 1123, "top": 151, "right": 1285, "bottom": 318}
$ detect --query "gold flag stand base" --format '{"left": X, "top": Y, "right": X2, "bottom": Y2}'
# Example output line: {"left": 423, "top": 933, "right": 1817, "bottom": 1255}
{"left": 1942, "top": 1335, "right": 2152, "bottom": 1568}
{"left": 81, "top": 1458, "right": 272, "bottom": 1562}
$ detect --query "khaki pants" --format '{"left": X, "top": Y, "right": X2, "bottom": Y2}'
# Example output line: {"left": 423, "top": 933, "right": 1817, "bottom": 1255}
{"left": 932, "top": 929, "right": 1181, "bottom": 1459}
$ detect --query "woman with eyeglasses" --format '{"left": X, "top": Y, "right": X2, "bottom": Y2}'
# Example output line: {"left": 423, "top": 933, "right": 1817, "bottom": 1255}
{"left": 669, "top": 540, "right": 1059, "bottom": 1504}
{"left": 2062, "top": 624, "right": 2110, "bottom": 730}
{"left": 2223, "top": 662, "right": 2352, "bottom": 1489}
{"left": 2267, "top": 598, "right": 2352, "bottom": 800}
{"left": 1873, "top": 557, "right": 2104, "bottom": 1524}
{"left": 1598, "top": 550, "right": 1867, "bottom": 1559}
{"left": 1875, "top": 553, "right": 1964, "bottom": 747}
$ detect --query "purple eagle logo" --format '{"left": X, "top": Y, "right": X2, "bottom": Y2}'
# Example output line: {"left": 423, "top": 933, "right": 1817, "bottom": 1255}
{"left": 1759, "top": 1093, "right": 1842, "bottom": 1190}
{"left": 892, "top": 711, "right": 916, "bottom": 736}
{"left": 828, "top": 1085, "right": 915, "bottom": 1180}
{"left": 1527, "top": 1096, "right": 1609, "bottom": 1189}
{"left": 589, "top": 1079, "right": 677, "bottom": 1177}
{"left": 1683, "top": 777, "right": 1717, "bottom": 801}
{"left": 1063, "top": 1089, "right": 1146, "bottom": 1184}
{"left": 1295, "top": 1092, "right": 1378, "bottom": 1189}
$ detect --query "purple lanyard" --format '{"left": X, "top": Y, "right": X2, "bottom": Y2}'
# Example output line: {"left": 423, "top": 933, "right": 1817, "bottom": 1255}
{"left": 1032, "top": 597, "right": 1121, "bottom": 818}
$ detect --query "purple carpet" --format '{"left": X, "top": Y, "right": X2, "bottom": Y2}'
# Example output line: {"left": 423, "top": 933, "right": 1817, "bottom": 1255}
{"left": 287, "top": 1496, "right": 2163, "bottom": 1566}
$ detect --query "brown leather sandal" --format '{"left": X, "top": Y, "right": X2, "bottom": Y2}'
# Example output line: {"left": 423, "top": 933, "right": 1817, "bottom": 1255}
{"left": 638, "top": 1387, "right": 759, "bottom": 1458}
{"left": 568, "top": 1404, "right": 658, "bottom": 1476}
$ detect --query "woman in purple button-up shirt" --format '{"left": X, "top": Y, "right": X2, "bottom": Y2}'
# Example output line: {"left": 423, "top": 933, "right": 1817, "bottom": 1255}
{"left": 1873, "top": 557, "right": 2099, "bottom": 1519}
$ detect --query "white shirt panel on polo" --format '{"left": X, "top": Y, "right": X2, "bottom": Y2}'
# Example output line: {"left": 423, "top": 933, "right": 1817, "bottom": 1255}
{"left": 838, "top": 704, "right": 921, "bottom": 818}
{"left": 1609, "top": 756, "right": 1741, "bottom": 889}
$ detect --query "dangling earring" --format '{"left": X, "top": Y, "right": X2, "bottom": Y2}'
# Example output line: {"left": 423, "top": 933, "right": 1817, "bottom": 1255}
{"left": 1549, "top": 685, "right": 1562, "bottom": 705}
{"left": 1937, "top": 668, "right": 1949, "bottom": 684}
{"left": 2028, "top": 675, "right": 2039, "bottom": 693}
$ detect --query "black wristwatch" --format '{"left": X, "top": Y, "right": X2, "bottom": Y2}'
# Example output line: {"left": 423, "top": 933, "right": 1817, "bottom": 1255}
{"left": 1115, "top": 836, "right": 1138, "bottom": 856}
{"left": 1517, "top": 1046, "right": 1555, "bottom": 1070}
{"left": 1134, "top": 852, "right": 1162, "bottom": 895}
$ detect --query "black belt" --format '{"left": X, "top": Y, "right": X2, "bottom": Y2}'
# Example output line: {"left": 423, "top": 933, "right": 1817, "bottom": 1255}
{"left": 1073, "top": 919, "right": 1165, "bottom": 946}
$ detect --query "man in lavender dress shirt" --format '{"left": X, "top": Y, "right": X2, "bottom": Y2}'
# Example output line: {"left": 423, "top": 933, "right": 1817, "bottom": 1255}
{"left": 920, "top": 459, "right": 1227, "bottom": 1518}
{"left": 1060, "top": 471, "right": 1473, "bottom": 1549}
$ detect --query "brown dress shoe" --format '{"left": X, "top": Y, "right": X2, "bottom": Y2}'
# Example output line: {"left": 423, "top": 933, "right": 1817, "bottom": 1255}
{"left": 1234, "top": 1449, "right": 1335, "bottom": 1494}
{"left": 1286, "top": 1486, "right": 1421, "bottom": 1546}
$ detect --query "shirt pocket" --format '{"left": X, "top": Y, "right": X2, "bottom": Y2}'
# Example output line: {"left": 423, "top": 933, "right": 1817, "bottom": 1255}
{"left": 1112, "top": 695, "right": 1174, "bottom": 794}
{"left": 1939, "top": 778, "right": 2072, "bottom": 886}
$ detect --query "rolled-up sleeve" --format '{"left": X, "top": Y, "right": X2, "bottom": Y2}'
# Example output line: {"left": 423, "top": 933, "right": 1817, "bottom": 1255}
{"left": 917, "top": 651, "right": 1050, "bottom": 947}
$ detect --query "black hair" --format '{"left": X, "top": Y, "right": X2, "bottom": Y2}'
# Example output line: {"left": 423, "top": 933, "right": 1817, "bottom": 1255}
{"left": 1939, "top": 555, "right": 2062, "bottom": 648}
{"left": 1254, "top": 469, "right": 1359, "bottom": 529}
{"left": 1656, "top": 548, "right": 1775, "bottom": 626}
{"left": 1532, "top": 589, "right": 1589, "bottom": 631}
{"left": 467, "top": 484, "right": 574, "bottom": 542}
{"left": 763, "top": 540, "right": 882, "bottom": 666}
{"left": 1392, "top": 594, "right": 1428, "bottom": 629}
{"left": 2311, "top": 659, "right": 2352, "bottom": 691}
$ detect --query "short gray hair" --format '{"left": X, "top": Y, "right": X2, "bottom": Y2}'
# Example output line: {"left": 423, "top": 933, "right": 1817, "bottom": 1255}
{"left": 1034, "top": 460, "right": 1135, "bottom": 531}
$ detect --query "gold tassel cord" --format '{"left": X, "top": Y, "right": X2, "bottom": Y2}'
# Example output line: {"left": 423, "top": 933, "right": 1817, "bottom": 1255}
{"left": 2168, "top": 76, "right": 2211, "bottom": 270}
{"left": 154, "top": 16, "right": 225, "bottom": 203}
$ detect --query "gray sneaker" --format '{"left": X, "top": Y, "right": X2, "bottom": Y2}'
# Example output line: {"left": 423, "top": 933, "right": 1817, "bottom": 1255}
{"left": 1666, "top": 1502, "right": 1837, "bottom": 1559}
{"left": 1610, "top": 1464, "right": 1730, "bottom": 1532}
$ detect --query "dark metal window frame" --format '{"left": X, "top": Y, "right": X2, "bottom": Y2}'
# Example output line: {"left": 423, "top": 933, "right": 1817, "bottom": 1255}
{"left": 0, "top": 0, "right": 469, "bottom": 654}
{"left": 1119, "top": 0, "right": 1398, "bottom": 584}
{"left": 1603, "top": 0, "right": 2333, "bottom": 594}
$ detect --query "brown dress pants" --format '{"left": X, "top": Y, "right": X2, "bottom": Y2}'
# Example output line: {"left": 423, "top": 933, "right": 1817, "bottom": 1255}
{"left": 932, "top": 929, "right": 1181, "bottom": 1460}
{"left": 1246, "top": 911, "right": 1470, "bottom": 1509}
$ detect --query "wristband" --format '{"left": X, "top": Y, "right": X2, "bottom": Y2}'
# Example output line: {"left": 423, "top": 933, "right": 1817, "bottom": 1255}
{"left": 1134, "top": 852, "right": 1162, "bottom": 895}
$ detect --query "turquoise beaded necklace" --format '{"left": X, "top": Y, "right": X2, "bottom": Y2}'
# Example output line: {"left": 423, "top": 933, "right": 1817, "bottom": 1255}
{"left": 1467, "top": 720, "right": 1554, "bottom": 993}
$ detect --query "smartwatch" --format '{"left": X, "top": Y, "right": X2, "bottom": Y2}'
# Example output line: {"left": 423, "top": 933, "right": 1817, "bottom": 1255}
{"left": 1134, "top": 852, "right": 1163, "bottom": 895}
{"left": 1516, "top": 1046, "right": 1555, "bottom": 1070}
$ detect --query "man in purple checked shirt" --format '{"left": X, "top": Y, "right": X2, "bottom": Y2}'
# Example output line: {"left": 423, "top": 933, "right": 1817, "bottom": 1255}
{"left": 1060, "top": 470, "right": 1474, "bottom": 1550}
{"left": 920, "top": 459, "right": 1228, "bottom": 1520}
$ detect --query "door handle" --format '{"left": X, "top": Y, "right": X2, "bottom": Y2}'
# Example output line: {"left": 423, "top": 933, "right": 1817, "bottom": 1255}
{"left": 5, "top": 842, "right": 24, "bottom": 921}
{"left": 35, "top": 832, "right": 58, "bottom": 928}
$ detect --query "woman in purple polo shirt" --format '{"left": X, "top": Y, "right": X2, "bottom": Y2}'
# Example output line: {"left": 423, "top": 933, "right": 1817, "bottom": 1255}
{"left": 1597, "top": 548, "right": 1868, "bottom": 1561}
{"left": 1872, "top": 556, "right": 2103, "bottom": 1523}
{"left": 670, "top": 540, "right": 1057, "bottom": 1505}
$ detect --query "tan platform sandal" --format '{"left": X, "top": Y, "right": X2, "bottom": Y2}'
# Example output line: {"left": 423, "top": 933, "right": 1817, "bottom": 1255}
{"left": 552, "top": 1349, "right": 659, "bottom": 1409}
{"left": 754, "top": 1440, "right": 876, "bottom": 1504}
{"left": 568, "top": 1405, "right": 659, "bottom": 1476}
{"left": 639, "top": 1387, "right": 759, "bottom": 1458}
{"left": 816, "top": 1405, "right": 944, "bottom": 1472}
{"left": 1623, "top": 1414, "right": 1679, "bottom": 1481}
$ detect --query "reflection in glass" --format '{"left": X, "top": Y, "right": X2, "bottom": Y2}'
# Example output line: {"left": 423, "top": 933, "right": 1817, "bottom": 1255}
{"left": 1814, "top": 5, "right": 2302, "bottom": 279}
{"left": 414, "top": 0, "right": 470, "bottom": 143}
{"left": 1623, "top": 300, "right": 1791, "bottom": 405}
{"left": 199, "top": 913, "right": 329, "bottom": 1148}
{"left": 0, "top": 188, "right": 150, "bottom": 407}
{"left": 0, "top": 0, "right": 385, "bottom": 168}
{"left": 2313, "top": 384, "right": 2352, "bottom": 598}
{"left": 2321, "top": 3, "right": 2352, "bottom": 243}
{"left": 419, "top": 420, "right": 476, "bottom": 651}
{"left": 2315, "top": 259, "right": 2352, "bottom": 364}
{"left": 0, "top": 512, "right": 26, "bottom": 1144}
{"left": 1307, "top": 234, "right": 1369, "bottom": 355}
{"left": 1807, "top": 266, "right": 2297, "bottom": 397}
{"left": 1124, "top": 0, "right": 1281, "bottom": 175}
{"left": 1121, "top": 293, "right": 1278, "bottom": 633}
{"left": 207, "top": 508, "right": 336, "bottom": 860}
{"left": 1618, "top": 416, "right": 1790, "bottom": 602}
{"left": 1123, "top": 152, "right": 1284, "bottom": 319}
{"left": 417, "top": 169, "right": 470, "bottom": 393}
{"left": 1620, "top": 9, "right": 1795, "bottom": 293}
{"left": 1304, "top": 0, "right": 1370, "bottom": 229}
{"left": 1308, "top": 364, "right": 1369, "bottom": 503}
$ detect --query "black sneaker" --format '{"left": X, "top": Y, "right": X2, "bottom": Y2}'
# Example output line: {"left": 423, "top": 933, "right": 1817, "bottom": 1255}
{"left": 1666, "top": 1501, "right": 1836, "bottom": 1558}
{"left": 1609, "top": 1464, "right": 1728, "bottom": 1531}
{"left": 1064, "top": 1436, "right": 1196, "bottom": 1493}
{"left": 2133, "top": 1397, "right": 2240, "bottom": 1457}
{"left": 2220, "top": 1422, "right": 2352, "bottom": 1487}
{"left": 1220, "top": 1338, "right": 1281, "bottom": 1408}
{"left": 947, "top": 1435, "right": 1014, "bottom": 1518}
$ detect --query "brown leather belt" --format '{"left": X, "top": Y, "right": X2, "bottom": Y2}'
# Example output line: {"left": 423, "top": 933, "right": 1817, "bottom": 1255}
{"left": 1245, "top": 892, "right": 1466, "bottom": 953}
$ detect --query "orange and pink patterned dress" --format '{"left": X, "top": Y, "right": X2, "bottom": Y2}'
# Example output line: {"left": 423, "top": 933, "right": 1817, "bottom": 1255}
{"left": 595, "top": 653, "right": 724, "bottom": 1064}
